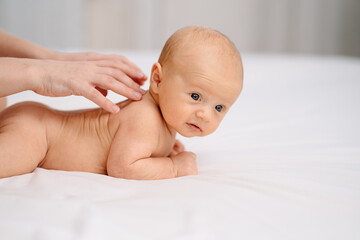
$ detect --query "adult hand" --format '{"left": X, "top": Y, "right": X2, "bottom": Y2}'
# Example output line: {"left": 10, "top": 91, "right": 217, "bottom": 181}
{"left": 32, "top": 52, "right": 148, "bottom": 113}
{"left": 0, "top": 30, "right": 147, "bottom": 113}
{"left": 53, "top": 51, "right": 147, "bottom": 86}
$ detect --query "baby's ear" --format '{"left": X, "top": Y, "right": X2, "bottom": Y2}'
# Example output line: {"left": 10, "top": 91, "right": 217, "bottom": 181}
{"left": 150, "top": 62, "right": 162, "bottom": 94}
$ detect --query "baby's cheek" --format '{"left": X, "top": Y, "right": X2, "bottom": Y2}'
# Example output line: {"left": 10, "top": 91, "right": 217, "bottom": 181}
{"left": 163, "top": 108, "right": 180, "bottom": 129}
{"left": 206, "top": 120, "right": 222, "bottom": 136}
{"left": 168, "top": 103, "right": 187, "bottom": 122}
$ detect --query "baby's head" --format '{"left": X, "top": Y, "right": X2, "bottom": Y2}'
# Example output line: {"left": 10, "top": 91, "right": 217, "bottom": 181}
{"left": 150, "top": 26, "right": 243, "bottom": 137}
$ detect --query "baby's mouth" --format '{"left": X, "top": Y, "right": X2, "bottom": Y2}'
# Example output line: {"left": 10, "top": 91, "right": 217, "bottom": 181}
{"left": 186, "top": 123, "right": 202, "bottom": 132}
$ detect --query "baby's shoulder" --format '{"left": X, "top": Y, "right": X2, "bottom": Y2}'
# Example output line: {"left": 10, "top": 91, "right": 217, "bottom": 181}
{"left": 111, "top": 97, "right": 166, "bottom": 143}
{"left": 122, "top": 97, "right": 164, "bottom": 127}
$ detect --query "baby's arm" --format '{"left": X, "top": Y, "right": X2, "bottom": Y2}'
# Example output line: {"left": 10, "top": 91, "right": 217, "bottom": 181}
{"left": 107, "top": 109, "right": 197, "bottom": 180}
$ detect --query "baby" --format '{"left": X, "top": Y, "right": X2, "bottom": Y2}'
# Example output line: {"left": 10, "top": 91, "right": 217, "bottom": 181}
{"left": 0, "top": 26, "right": 243, "bottom": 180}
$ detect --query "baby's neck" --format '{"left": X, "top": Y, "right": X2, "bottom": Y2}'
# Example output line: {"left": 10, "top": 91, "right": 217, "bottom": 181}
{"left": 148, "top": 88, "right": 159, "bottom": 105}
{"left": 147, "top": 90, "right": 176, "bottom": 138}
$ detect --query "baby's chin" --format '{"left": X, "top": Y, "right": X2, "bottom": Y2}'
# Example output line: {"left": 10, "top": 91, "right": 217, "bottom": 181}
{"left": 177, "top": 128, "right": 212, "bottom": 138}
{"left": 172, "top": 122, "right": 217, "bottom": 137}
{"left": 179, "top": 132, "right": 202, "bottom": 138}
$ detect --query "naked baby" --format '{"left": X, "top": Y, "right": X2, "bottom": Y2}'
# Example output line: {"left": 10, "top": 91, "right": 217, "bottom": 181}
{"left": 0, "top": 26, "right": 243, "bottom": 180}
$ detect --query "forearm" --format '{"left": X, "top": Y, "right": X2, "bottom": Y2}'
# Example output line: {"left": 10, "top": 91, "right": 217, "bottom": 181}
{"left": 108, "top": 157, "right": 177, "bottom": 180}
{"left": 0, "top": 58, "right": 39, "bottom": 97}
{"left": 0, "top": 29, "right": 54, "bottom": 59}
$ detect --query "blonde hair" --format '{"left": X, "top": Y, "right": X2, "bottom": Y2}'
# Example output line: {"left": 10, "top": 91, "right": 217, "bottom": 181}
{"left": 158, "top": 26, "right": 241, "bottom": 67}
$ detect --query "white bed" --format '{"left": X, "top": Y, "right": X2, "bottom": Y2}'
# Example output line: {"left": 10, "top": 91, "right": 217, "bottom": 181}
{"left": 1, "top": 52, "right": 359, "bottom": 240}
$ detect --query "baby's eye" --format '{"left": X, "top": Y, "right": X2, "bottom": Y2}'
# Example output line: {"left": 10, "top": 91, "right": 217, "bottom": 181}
{"left": 215, "top": 105, "right": 223, "bottom": 112}
{"left": 191, "top": 93, "right": 200, "bottom": 101}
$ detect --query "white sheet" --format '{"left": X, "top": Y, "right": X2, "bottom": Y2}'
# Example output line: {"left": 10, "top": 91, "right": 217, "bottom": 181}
{"left": 1, "top": 52, "right": 359, "bottom": 240}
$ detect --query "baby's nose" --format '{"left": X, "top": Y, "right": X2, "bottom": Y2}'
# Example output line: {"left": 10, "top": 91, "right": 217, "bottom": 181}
{"left": 195, "top": 108, "right": 211, "bottom": 122}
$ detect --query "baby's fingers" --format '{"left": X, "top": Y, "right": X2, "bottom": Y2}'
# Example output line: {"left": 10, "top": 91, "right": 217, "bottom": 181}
{"left": 173, "top": 140, "right": 185, "bottom": 152}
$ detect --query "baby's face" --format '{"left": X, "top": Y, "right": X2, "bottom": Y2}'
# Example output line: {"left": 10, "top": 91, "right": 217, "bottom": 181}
{"left": 157, "top": 45, "right": 243, "bottom": 137}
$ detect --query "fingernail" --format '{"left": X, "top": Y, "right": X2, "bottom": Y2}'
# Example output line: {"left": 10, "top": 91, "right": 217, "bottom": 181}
{"left": 112, "top": 105, "right": 120, "bottom": 113}
{"left": 139, "top": 88, "right": 146, "bottom": 94}
{"left": 134, "top": 92, "right": 142, "bottom": 99}
{"left": 137, "top": 72, "right": 145, "bottom": 78}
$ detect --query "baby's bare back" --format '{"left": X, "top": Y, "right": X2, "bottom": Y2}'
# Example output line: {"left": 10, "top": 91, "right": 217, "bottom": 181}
{"left": 0, "top": 101, "right": 122, "bottom": 176}
{"left": 42, "top": 106, "right": 119, "bottom": 174}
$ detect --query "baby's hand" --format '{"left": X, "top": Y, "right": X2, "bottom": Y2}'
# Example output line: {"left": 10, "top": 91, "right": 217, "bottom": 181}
{"left": 171, "top": 151, "right": 198, "bottom": 177}
{"left": 170, "top": 139, "right": 185, "bottom": 157}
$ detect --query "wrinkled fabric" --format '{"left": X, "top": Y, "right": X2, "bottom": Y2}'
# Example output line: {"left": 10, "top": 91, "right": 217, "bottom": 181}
{"left": 1, "top": 53, "right": 359, "bottom": 240}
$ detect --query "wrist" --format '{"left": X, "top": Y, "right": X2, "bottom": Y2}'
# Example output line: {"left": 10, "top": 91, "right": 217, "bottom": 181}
{"left": 26, "top": 59, "right": 46, "bottom": 92}
{"left": 170, "top": 157, "right": 179, "bottom": 177}
{"left": 49, "top": 51, "right": 90, "bottom": 61}
{"left": 30, "top": 47, "right": 57, "bottom": 60}
{"left": 42, "top": 50, "right": 64, "bottom": 60}
{"left": 35, "top": 49, "right": 69, "bottom": 61}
